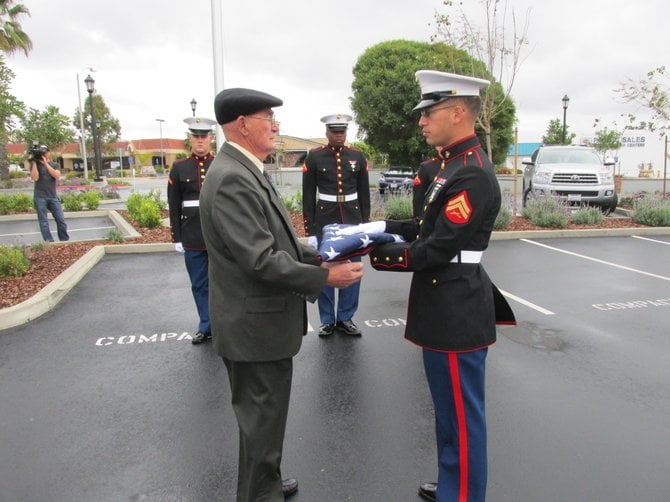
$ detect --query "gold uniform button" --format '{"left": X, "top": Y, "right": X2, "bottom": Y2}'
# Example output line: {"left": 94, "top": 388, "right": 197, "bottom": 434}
{"left": 432, "top": 278, "right": 438, "bottom": 285}
{"left": 398, "top": 257, "right": 403, "bottom": 262}
{"left": 385, "top": 256, "right": 390, "bottom": 262}
{"left": 372, "top": 256, "right": 378, "bottom": 262}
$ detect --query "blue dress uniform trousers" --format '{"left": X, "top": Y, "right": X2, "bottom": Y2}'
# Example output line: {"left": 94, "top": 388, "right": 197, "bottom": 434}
{"left": 184, "top": 249, "right": 210, "bottom": 334}
{"left": 317, "top": 255, "right": 361, "bottom": 324}
{"left": 423, "top": 348, "right": 488, "bottom": 502}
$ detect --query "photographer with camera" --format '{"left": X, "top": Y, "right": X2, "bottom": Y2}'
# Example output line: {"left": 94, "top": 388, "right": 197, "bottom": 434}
{"left": 29, "top": 144, "right": 69, "bottom": 242}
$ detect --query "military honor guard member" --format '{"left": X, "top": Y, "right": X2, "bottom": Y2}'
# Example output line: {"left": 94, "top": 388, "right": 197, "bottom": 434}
{"left": 364, "top": 70, "right": 515, "bottom": 502}
{"left": 200, "top": 87, "right": 363, "bottom": 501}
{"left": 302, "top": 113, "right": 371, "bottom": 336}
{"left": 413, "top": 154, "right": 442, "bottom": 218}
{"left": 167, "top": 116, "right": 217, "bottom": 345}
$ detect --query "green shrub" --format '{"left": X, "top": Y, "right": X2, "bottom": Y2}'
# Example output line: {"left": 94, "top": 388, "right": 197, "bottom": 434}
{"left": 105, "top": 228, "right": 125, "bottom": 242}
{"left": 134, "top": 199, "right": 162, "bottom": 228}
{"left": 0, "top": 245, "right": 30, "bottom": 278}
{"left": 81, "top": 190, "right": 100, "bottom": 210}
{"left": 61, "top": 192, "right": 83, "bottom": 211}
{"left": 522, "top": 197, "right": 569, "bottom": 228}
{"left": 572, "top": 206, "right": 604, "bottom": 225}
{"left": 494, "top": 206, "right": 512, "bottom": 230}
{"left": 282, "top": 190, "right": 302, "bottom": 213}
{"left": 12, "top": 193, "right": 33, "bottom": 212}
{"left": 9, "top": 169, "right": 27, "bottom": 179}
{"left": 384, "top": 193, "right": 413, "bottom": 220}
{"left": 0, "top": 193, "right": 34, "bottom": 215}
{"left": 632, "top": 197, "right": 670, "bottom": 226}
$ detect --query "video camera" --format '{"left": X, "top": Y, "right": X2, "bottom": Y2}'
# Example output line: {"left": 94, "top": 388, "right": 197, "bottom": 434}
{"left": 28, "top": 143, "right": 49, "bottom": 160}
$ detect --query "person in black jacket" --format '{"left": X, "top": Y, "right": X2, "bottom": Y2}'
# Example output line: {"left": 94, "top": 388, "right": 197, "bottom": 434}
{"left": 366, "top": 70, "right": 514, "bottom": 502}
{"left": 412, "top": 154, "right": 441, "bottom": 218}
{"left": 167, "top": 117, "right": 216, "bottom": 344}
{"left": 302, "top": 114, "right": 370, "bottom": 336}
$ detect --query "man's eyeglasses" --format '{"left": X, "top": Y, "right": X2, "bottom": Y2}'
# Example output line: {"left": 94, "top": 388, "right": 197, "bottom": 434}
{"left": 419, "top": 104, "right": 458, "bottom": 118}
{"left": 247, "top": 114, "right": 278, "bottom": 126}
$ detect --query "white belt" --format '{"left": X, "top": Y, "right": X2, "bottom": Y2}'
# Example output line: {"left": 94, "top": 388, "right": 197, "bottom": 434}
{"left": 182, "top": 200, "right": 199, "bottom": 208}
{"left": 450, "top": 250, "right": 483, "bottom": 263}
{"left": 319, "top": 193, "right": 358, "bottom": 202}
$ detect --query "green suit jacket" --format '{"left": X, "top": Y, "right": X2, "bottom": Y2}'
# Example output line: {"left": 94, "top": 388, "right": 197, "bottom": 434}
{"left": 199, "top": 142, "right": 328, "bottom": 362}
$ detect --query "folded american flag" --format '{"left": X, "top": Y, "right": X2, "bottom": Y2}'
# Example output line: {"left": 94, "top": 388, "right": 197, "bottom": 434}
{"left": 318, "top": 223, "right": 405, "bottom": 262}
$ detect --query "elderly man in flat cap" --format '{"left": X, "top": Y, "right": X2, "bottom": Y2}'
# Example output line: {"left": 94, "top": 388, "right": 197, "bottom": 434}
{"left": 199, "top": 87, "right": 364, "bottom": 501}
{"left": 302, "top": 113, "right": 370, "bottom": 337}
{"left": 167, "top": 117, "right": 217, "bottom": 345}
{"left": 361, "top": 71, "right": 515, "bottom": 501}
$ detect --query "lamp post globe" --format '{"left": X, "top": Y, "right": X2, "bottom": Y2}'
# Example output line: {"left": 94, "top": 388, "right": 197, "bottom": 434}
{"left": 190, "top": 98, "right": 197, "bottom": 117}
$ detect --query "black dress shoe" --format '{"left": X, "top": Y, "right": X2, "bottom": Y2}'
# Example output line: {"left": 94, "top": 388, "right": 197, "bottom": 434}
{"left": 336, "top": 319, "right": 362, "bottom": 336}
{"left": 191, "top": 331, "right": 211, "bottom": 344}
{"left": 282, "top": 477, "right": 298, "bottom": 498}
{"left": 318, "top": 323, "right": 336, "bottom": 336}
{"left": 418, "top": 482, "right": 437, "bottom": 501}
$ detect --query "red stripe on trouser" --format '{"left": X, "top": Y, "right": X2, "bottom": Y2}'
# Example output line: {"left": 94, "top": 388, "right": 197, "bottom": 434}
{"left": 448, "top": 352, "right": 468, "bottom": 502}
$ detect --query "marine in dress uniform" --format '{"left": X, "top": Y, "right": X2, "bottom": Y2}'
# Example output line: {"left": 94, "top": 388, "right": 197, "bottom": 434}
{"left": 413, "top": 154, "right": 442, "bottom": 218}
{"left": 167, "top": 116, "right": 216, "bottom": 344}
{"left": 367, "top": 70, "right": 515, "bottom": 502}
{"left": 302, "top": 114, "right": 371, "bottom": 336}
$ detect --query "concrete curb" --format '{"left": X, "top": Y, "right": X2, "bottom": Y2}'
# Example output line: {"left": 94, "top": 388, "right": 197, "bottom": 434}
{"left": 2, "top": 227, "right": 670, "bottom": 331}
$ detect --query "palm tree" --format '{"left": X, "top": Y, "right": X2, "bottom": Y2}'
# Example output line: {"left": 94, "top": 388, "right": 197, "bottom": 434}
{"left": 0, "top": 0, "right": 30, "bottom": 180}
{"left": 0, "top": 0, "right": 32, "bottom": 56}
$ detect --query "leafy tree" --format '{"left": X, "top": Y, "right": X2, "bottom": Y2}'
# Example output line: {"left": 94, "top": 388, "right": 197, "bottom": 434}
{"left": 73, "top": 93, "right": 122, "bottom": 156}
{"left": 616, "top": 66, "right": 669, "bottom": 134}
{"left": 351, "top": 40, "right": 515, "bottom": 166}
{"left": 0, "top": 56, "right": 24, "bottom": 180}
{"left": 17, "top": 105, "right": 76, "bottom": 151}
{"left": 588, "top": 119, "right": 622, "bottom": 158}
{"left": 542, "top": 118, "right": 575, "bottom": 145}
{"left": 349, "top": 141, "right": 385, "bottom": 168}
{"left": 432, "top": 0, "right": 530, "bottom": 159}
{"left": 0, "top": 0, "right": 31, "bottom": 56}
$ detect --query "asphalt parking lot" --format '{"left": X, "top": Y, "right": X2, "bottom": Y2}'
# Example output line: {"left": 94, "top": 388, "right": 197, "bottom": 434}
{"left": 1, "top": 233, "right": 669, "bottom": 501}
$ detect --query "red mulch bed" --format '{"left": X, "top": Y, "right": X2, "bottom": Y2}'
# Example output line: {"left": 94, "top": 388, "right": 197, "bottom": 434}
{"left": 0, "top": 211, "right": 645, "bottom": 309}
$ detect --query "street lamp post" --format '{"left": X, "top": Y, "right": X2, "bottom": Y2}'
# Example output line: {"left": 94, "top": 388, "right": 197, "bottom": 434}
{"left": 84, "top": 74, "right": 103, "bottom": 181}
{"left": 76, "top": 67, "right": 94, "bottom": 180}
{"left": 562, "top": 94, "right": 570, "bottom": 145}
{"left": 156, "top": 118, "right": 165, "bottom": 172}
{"left": 190, "top": 98, "right": 197, "bottom": 117}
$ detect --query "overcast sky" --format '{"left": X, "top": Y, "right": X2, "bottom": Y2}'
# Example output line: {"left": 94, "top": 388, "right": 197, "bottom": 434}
{"left": 6, "top": 0, "right": 669, "bottom": 147}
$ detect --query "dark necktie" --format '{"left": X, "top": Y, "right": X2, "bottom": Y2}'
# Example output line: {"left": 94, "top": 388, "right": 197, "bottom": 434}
{"left": 263, "top": 170, "right": 278, "bottom": 195}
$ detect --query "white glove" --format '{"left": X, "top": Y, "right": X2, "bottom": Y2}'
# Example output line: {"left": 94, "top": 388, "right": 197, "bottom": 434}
{"left": 336, "top": 221, "right": 386, "bottom": 236}
{"left": 307, "top": 236, "right": 318, "bottom": 249}
{"left": 174, "top": 242, "right": 184, "bottom": 253}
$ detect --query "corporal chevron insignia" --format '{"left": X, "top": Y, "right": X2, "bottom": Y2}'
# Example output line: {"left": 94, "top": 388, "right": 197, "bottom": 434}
{"left": 318, "top": 223, "right": 405, "bottom": 262}
{"left": 445, "top": 190, "right": 472, "bottom": 224}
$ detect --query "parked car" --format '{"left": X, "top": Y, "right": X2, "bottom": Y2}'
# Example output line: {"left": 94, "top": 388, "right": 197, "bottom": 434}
{"left": 378, "top": 166, "right": 415, "bottom": 195}
{"left": 522, "top": 145, "right": 617, "bottom": 213}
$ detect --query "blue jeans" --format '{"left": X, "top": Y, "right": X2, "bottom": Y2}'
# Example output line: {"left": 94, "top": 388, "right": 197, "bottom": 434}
{"left": 184, "top": 249, "right": 210, "bottom": 334}
{"left": 317, "top": 255, "right": 361, "bottom": 324}
{"left": 34, "top": 197, "right": 69, "bottom": 242}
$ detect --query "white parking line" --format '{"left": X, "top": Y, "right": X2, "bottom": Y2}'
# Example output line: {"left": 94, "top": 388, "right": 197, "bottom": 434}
{"left": 632, "top": 235, "right": 670, "bottom": 245}
{"left": 498, "top": 288, "right": 555, "bottom": 315}
{"left": 521, "top": 238, "right": 670, "bottom": 281}
{"left": 1, "top": 225, "right": 116, "bottom": 238}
